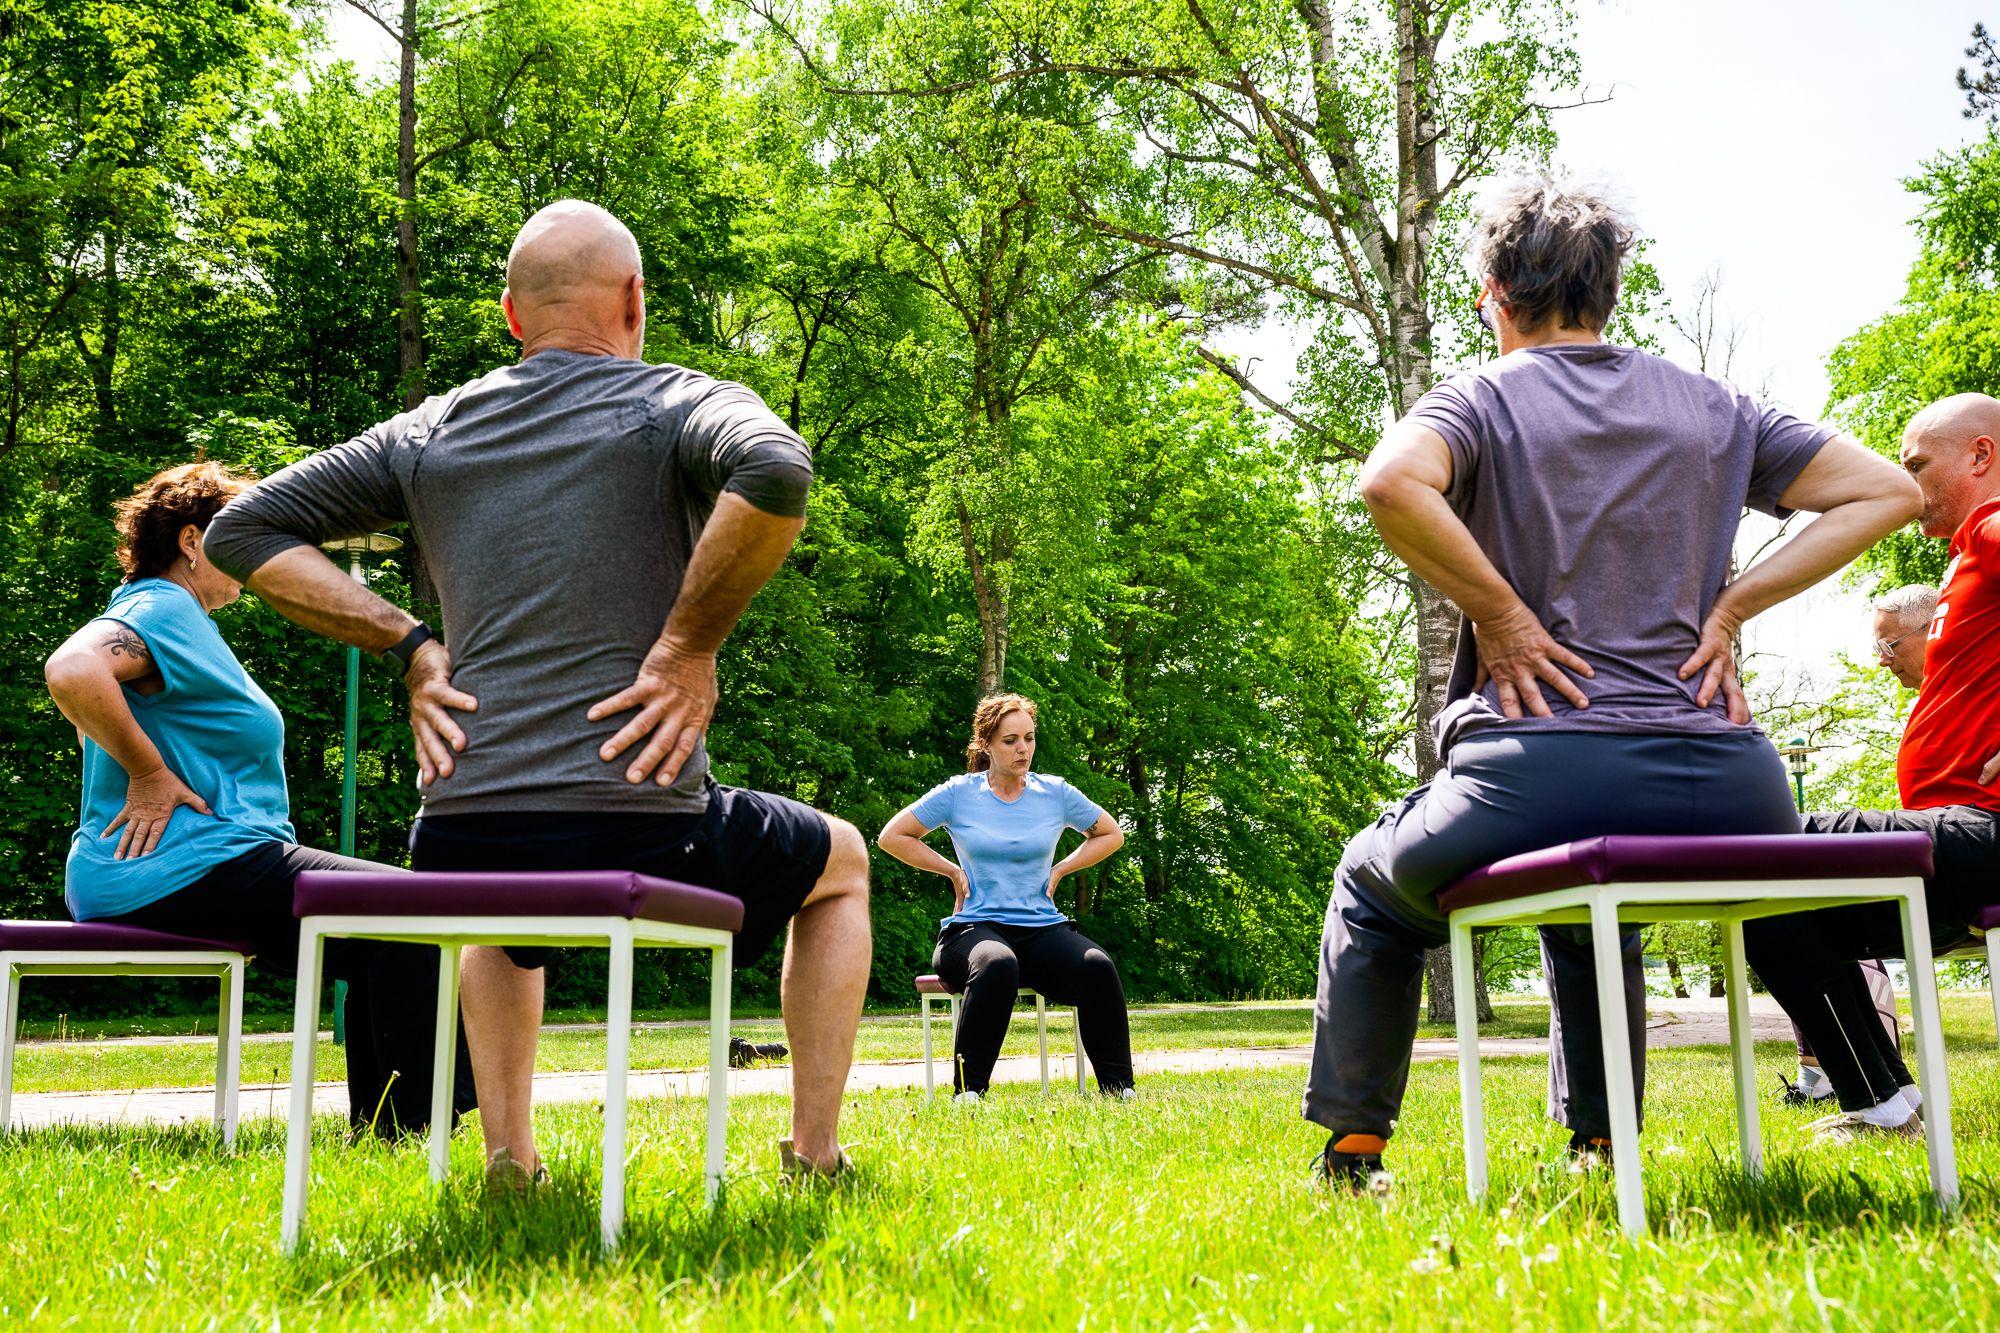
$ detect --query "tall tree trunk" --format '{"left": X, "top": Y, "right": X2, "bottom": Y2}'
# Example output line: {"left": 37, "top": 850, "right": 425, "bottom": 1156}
{"left": 957, "top": 494, "right": 1009, "bottom": 694}
{"left": 394, "top": 0, "right": 426, "bottom": 408}
{"left": 1664, "top": 951, "right": 1689, "bottom": 1000}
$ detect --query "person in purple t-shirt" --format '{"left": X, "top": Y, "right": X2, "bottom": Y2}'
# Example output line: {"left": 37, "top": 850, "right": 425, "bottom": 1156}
{"left": 1303, "top": 179, "right": 1921, "bottom": 1189}
{"left": 878, "top": 693, "right": 1132, "bottom": 1101}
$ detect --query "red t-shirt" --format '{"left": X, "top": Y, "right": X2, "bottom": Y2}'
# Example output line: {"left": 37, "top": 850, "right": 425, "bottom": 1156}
{"left": 1899, "top": 496, "right": 2000, "bottom": 811}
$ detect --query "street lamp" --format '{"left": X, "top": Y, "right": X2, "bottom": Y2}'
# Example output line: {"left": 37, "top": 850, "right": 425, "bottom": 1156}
{"left": 319, "top": 533, "right": 405, "bottom": 1043}
{"left": 1776, "top": 735, "right": 1820, "bottom": 813}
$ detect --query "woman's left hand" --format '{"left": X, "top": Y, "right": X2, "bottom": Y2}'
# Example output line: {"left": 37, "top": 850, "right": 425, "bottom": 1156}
{"left": 1047, "top": 869, "right": 1063, "bottom": 902}
{"left": 1678, "top": 605, "right": 1751, "bottom": 724}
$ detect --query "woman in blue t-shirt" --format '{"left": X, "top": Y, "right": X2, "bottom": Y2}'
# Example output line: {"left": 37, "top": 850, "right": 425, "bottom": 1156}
{"left": 44, "top": 462, "right": 468, "bottom": 1138}
{"left": 878, "top": 693, "right": 1132, "bottom": 1101}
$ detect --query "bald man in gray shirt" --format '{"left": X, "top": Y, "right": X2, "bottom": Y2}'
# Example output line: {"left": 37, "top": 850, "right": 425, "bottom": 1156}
{"left": 206, "top": 200, "right": 869, "bottom": 1184}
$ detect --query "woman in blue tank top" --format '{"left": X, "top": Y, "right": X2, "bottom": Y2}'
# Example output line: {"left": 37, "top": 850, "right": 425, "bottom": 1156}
{"left": 44, "top": 462, "right": 467, "bottom": 1139}
{"left": 878, "top": 693, "right": 1133, "bottom": 1101}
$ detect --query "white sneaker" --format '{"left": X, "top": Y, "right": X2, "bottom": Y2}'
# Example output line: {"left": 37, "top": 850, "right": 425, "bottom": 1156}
{"left": 951, "top": 1090, "right": 984, "bottom": 1106}
{"left": 1111, "top": 1086, "right": 1139, "bottom": 1102}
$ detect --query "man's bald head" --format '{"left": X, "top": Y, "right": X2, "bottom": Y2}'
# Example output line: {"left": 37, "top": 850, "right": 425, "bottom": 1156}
{"left": 1900, "top": 392, "right": 2000, "bottom": 538}
{"left": 502, "top": 200, "right": 646, "bottom": 358}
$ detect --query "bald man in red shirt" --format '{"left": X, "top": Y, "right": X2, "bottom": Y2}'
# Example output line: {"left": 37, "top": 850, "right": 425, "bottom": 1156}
{"left": 1746, "top": 392, "right": 2000, "bottom": 1143}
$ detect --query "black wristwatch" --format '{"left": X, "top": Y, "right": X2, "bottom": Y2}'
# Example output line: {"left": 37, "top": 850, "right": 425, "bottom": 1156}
{"left": 383, "top": 622, "right": 436, "bottom": 677}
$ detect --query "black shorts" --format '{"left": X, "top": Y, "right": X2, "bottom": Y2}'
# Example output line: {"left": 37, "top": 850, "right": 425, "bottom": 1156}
{"left": 409, "top": 781, "right": 833, "bottom": 971}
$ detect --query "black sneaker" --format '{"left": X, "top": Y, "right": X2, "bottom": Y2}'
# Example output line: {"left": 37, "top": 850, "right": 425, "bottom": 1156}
{"left": 1777, "top": 1073, "right": 1833, "bottom": 1109}
{"left": 729, "top": 1036, "right": 790, "bottom": 1068}
{"left": 1566, "top": 1131, "right": 1613, "bottom": 1172}
{"left": 1312, "top": 1137, "right": 1391, "bottom": 1193}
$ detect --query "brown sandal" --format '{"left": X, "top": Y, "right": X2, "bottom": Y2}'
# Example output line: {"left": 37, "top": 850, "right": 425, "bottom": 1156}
{"left": 776, "top": 1137, "right": 854, "bottom": 1181}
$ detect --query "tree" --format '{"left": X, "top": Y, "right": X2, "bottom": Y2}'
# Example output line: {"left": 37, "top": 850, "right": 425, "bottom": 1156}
{"left": 1827, "top": 131, "right": 2000, "bottom": 589}
{"left": 766, "top": 0, "right": 1163, "bottom": 694}
{"left": 333, "top": 0, "right": 544, "bottom": 406}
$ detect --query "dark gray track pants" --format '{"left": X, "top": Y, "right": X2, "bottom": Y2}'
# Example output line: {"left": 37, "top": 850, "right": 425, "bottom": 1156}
{"left": 1304, "top": 729, "right": 1798, "bottom": 1142}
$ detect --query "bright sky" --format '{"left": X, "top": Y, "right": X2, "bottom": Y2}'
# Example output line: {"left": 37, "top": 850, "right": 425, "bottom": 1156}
{"left": 327, "top": 0, "right": 1987, "bottom": 695}
{"left": 1559, "top": 0, "right": 1987, "bottom": 690}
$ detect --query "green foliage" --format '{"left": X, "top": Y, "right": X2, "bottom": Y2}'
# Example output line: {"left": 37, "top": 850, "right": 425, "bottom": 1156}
{"left": 2, "top": 0, "right": 1414, "bottom": 1017}
{"left": 1829, "top": 132, "right": 2000, "bottom": 587}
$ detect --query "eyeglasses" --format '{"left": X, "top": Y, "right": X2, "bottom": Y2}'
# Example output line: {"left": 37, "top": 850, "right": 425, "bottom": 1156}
{"left": 1874, "top": 627, "right": 1922, "bottom": 660}
{"left": 1475, "top": 287, "right": 1496, "bottom": 333}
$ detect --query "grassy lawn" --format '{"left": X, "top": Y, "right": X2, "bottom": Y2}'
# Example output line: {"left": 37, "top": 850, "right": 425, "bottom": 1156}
{"left": 7, "top": 1015, "right": 2000, "bottom": 1327}
{"left": 7, "top": 999, "right": 1555, "bottom": 1096}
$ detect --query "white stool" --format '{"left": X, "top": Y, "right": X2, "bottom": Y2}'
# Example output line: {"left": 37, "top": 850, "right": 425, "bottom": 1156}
{"left": 281, "top": 870, "right": 740, "bottom": 1255}
{"left": 0, "top": 921, "right": 246, "bottom": 1145}
{"left": 915, "top": 973, "right": 1087, "bottom": 1100}
{"left": 1443, "top": 832, "right": 1950, "bottom": 1236}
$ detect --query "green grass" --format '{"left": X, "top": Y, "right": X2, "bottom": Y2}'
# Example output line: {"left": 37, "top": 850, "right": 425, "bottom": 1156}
{"left": 7, "top": 999, "right": 1555, "bottom": 1096}
{"left": 8, "top": 1015, "right": 2000, "bottom": 1327}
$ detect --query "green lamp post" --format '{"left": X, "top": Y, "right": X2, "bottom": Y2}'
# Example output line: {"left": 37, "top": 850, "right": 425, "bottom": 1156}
{"left": 319, "top": 533, "right": 405, "bottom": 1043}
{"left": 1776, "top": 736, "right": 1820, "bottom": 813}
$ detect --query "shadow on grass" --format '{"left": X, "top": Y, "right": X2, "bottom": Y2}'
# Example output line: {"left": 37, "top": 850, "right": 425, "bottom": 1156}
{"left": 1642, "top": 1152, "right": 1992, "bottom": 1234}
{"left": 278, "top": 1157, "right": 900, "bottom": 1305}
{"left": 0, "top": 1117, "right": 257, "bottom": 1160}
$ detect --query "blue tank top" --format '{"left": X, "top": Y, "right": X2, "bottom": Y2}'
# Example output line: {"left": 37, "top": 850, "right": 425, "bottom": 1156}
{"left": 65, "top": 579, "right": 295, "bottom": 919}
{"left": 908, "top": 771, "right": 1107, "bottom": 928}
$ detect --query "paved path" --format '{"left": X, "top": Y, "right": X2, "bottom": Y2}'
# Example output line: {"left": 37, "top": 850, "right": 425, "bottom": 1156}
{"left": 3, "top": 997, "right": 1796, "bottom": 1133}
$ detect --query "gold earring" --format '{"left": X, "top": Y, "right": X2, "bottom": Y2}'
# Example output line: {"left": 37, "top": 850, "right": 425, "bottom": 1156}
{"left": 188, "top": 555, "right": 197, "bottom": 571}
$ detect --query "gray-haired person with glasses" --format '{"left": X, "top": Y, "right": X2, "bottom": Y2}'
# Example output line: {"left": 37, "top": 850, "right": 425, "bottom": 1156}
{"left": 1873, "top": 583, "right": 1939, "bottom": 690}
{"left": 1778, "top": 583, "right": 1937, "bottom": 1108}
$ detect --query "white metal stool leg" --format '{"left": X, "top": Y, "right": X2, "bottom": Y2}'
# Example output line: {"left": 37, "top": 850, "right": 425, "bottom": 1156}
{"left": 427, "top": 945, "right": 461, "bottom": 1183}
{"left": 280, "top": 925, "right": 326, "bottom": 1254}
{"left": 0, "top": 955, "right": 17, "bottom": 1134}
{"left": 1898, "top": 887, "right": 1959, "bottom": 1212}
{"left": 1589, "top": 896, "right": 1646, "bottom": 1235}
{"left": 600, "top": 926, "right": 636, "bottom": 1253}
{"left": 1722, "top": 919, "right": 1762, "bottom": 1178}
{"left": 1450, "top": 918, "right": 1486, "bottom": 1201}
{"left": 215, "top": 957, "right": 243, "bottom": 1149}
{"left": 1987, "top": 931, "right": 2000, "bottom": 1052}
{"left": 1035, "top": 992, "right": 1050, "bottom": 1092}
{"left": 921, "top": 992, "right": 937, "bottom": 1102}
{"left": 1074, "top": 1008, "right": 1087, "bottom": 1093}
{"left": 704, "top": 940, "right": 732, "bottom": 1205}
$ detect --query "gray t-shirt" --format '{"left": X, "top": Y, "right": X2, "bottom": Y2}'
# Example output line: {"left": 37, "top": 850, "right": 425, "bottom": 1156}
{"left": 1409, "top": 343, "right": 1832, "bottom": 755}
{"left": 205, "top": 350, "right": 812, "bottom": 816}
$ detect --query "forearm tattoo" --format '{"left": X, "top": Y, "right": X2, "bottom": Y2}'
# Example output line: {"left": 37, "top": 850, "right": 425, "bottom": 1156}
{"left": 99, "top": 623, "right": 152, "bottom": 667}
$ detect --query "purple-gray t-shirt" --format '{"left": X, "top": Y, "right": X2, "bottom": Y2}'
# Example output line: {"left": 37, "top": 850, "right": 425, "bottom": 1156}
{"left": 1408, "top": 343, "right": 1834, "bottom": 754}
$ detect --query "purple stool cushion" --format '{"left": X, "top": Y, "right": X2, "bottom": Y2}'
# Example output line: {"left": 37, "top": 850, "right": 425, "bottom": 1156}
{"left": 0, "top": 920, "right": 253, "bottom": 955}
{"left": 293, "top": 870, "right": 745, "bottom": 934}
{"left": 915, "top": 973, "right": 955, "bottom": 996}
{"left": 1977, "top": 905, "right": 2000, "bottom": 933}
{"left": 1438, "top": 833, "right": 1935, "bottom": 915}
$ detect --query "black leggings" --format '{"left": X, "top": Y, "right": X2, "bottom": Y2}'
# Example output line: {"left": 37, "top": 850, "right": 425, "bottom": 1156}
{"left": 111, "top": 841, "right": 476, "bottom": 1138}
{"left": 933, "top": 920, "right": 1133, "bottom": 1094}
{"left": 1744, "top": 804, "right": 2000, "bottom": 1112}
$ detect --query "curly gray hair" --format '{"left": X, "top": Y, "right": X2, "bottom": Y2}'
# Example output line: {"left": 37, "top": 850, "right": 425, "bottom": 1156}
{"left": 1474, "top": 178, "right": 1636, "bottom": 334}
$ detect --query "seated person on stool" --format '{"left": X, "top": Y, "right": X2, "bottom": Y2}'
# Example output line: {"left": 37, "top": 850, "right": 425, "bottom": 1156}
{"left": 205, "top": 201, "right": 872, "bottom": 1184}
{"left": 1305, "top": 177, "right": 1921, "bottom": 1188}
{"left": 48, "top": 462, "right": 470, "bottom": 1139}
{"left": 1780, "top": 584, "right": 1933, "bottom": 1108}
{"left": 1746, "top": 394, "right": 2000, "bottom": 1144}
{"left": 877, "top": 693, "right": 1133, "bottom": 1102}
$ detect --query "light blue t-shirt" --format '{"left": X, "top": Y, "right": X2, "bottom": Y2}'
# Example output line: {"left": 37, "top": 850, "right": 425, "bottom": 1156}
{"left": 65, "top": 579, "right": 296, "bottom": 920}
{"left": 908, "top": 771, "right": 1108, "bottom": 928}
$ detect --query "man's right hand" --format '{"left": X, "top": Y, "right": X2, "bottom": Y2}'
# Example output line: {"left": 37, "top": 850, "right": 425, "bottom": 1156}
{"left": 104, "top": 766, "right": 211, "bottom": 859}
{"left": 405, "top": 639, "right": 478, "bottom": 786}
{"left": 1471, "top": 603, "right": 1594, "bottom": 719}
{"left": 587, "top": 638, "right": 719, "bottom": 786}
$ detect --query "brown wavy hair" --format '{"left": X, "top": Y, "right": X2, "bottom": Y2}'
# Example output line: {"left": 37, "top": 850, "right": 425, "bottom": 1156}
{"left": 965, "top": 692, "right": 1039, "bottom": 772}
{"left": 113, "top": 461, "right": 257, "bottom": 581}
